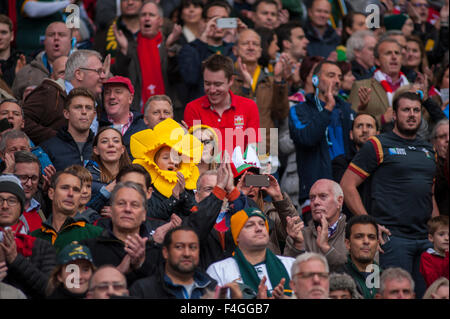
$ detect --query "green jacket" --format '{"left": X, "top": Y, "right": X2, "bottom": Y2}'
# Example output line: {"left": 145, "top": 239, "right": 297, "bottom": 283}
{"left": 31, "top": 213, "right": 103, "bottom": 253}
{"left": 342, "top": 255, "right": 382, "bottom": 299}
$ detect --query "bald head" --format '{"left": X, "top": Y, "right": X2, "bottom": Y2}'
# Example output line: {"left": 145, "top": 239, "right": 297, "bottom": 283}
{"left": 86, "top": 266, "right": 129, "bottom": 299}
{"left": 51, "top": 56, "right": 68, "bottom": 80}
{"left": 44, "top": 22, "right": 72, "bottom": 62}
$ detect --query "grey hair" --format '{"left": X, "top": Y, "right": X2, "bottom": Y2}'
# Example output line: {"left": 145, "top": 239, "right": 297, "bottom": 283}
{"left": 0, "top": 130, "right": 30, "bottom": 154}
{"left": 346, "top": 30, "right": 375, "bottom": 62}
{"left": 422, "top": 277, "right": 449, "bottom": 299}
{"left": 196, "top": 170, "right": 218, "bottom": 191}
{"left": 329, "top": 272, "right": 363, "bottom": 299}
{"left": 330, "top": 179, "right": 344, "bottom": 203}
{"left": 291, "top": 252, "right": 329, "bottom": 277}
{"left": 379, "top": 267, "right": 415, "bottom": 295}
{"left": 110, "top": 181, "right": 148, "bottom": 209}
{"left": 65, "top": 50, "right": 103, "bottom": 82}
{"left": 143, "top": 94, "right": 173, "bottom": 117}
{"left": 431, "top": 118, "right": 449, "bottom": 140}
{"left": 142, "top": 0, "right": 163, "bottom": 17}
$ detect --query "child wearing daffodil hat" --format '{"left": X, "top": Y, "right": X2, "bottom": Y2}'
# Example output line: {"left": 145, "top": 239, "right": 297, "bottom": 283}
{"left": 130, "top": 118, "right": 203, "bottom": 221}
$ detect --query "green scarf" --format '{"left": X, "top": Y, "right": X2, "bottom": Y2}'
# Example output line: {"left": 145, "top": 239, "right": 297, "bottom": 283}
{"left": 233, "top": 247, "right": 292, "bottom": 297}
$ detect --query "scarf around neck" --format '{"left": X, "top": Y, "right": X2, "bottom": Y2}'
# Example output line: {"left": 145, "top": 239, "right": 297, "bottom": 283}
{"left": 373, "top": 69, "right": 409, "bottom": 106}
{"left": 0, "top": 221, "right": 36, "bottom": 257}
{"left": 137, "top": 31, "right": 165, "bottom": 112}
{"left": 233, "top": 247, "right": 291, "bottom": 297}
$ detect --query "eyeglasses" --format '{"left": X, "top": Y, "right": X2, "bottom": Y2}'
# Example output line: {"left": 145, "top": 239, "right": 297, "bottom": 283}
{"left": 201, "top": 139, "right": 214, "bottom": 145}
{"left": 294, "top": 272, "right": 329, "bottom": 280}
{"left": 16, "top": 174, "right": 39, "bottom": 184}
{"left": 79, "top": 67, "right": 105, "bottom": 76}
{"left": 0, "top": 196, "right": 19, "bottom": 207}
{"left": 91, "top": 282, "right": 127, "bottom": 292}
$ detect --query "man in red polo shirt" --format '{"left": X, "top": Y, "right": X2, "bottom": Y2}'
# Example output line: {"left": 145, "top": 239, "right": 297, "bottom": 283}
{"left": 184, "top": 54, "right": 261, "bottom": 156}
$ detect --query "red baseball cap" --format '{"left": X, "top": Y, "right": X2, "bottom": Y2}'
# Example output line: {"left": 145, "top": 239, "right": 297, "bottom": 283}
{"left": 103, "top": 76, "right": 135, "bottom": 95}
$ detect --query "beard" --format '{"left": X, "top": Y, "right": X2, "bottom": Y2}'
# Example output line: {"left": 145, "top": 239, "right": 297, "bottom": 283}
{"left": 395, "top": 118, "right": 420, "bottom": 137}
{"left": 169, "top": 258, "right": 197, "bottom": 275}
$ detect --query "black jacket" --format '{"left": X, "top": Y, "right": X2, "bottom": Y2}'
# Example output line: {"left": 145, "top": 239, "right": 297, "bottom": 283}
{"left": 147, "top": 188, "right": 197, "bottom": 221}
{"left": 4, "top": 236, "right": 56, "bottom": 299}
{"left": 41, "top": 126, "right": 94, "bottom": 172}
{"left": 129, "top": 261, "right": 217, "bottom": 299}
{"left": 80, "top": 219, "right": 162, "bottom": 286}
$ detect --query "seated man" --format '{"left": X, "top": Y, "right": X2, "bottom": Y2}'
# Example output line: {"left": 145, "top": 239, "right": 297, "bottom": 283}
{"left": 142, "top": 95, "right": 174, "bottom": 129}
{"left": 284, "top": 179, "right": 347, "bottom": 272}
{"left": 81, "top": 182, "right": 164, "bottom": 287}
{"left": 86, "top": 265, "right": 130, "bottom": 299}
{"left": 0, "top": 175, "right": 56, "bottom": 299}
{"left": 289, "top": 252, "right": 330, "bottom": 299}
{"left": 375, "top": 267, "right": 416, "bottom": 299}
{"left": 207, "top": 207, "right": 295, "bottom": 298}
{"left": 129, "top": 226, "right": 217, "bottom": 298}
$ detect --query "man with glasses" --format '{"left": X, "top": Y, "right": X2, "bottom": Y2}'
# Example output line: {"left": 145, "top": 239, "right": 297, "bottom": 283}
{"left": 290, "top": 252, "right": 330, "bottom": 299}
{"left": 86, "top": 265, "right": 129, "bottom": 299}
{"left": 0, "top": 174, "right": 57, "bottom": 299}
{"left": 22, "top": 49, "right": 106, "bottom": 145}
{"left": 13, "top": 151, "right": 45, "bottom": 232}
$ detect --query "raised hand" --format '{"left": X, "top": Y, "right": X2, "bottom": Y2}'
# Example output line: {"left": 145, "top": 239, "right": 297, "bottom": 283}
{"left": 237, "top": 57, "right": 253, "bottom": 89}
{"left": 316, "top": 214, "right": 330, "bottom": 254}
{"left": 0, "top": 228, "right": 18, "bottom": 264}
{"left": 260, "top": 174, "right": 283, "bottom": 201}
{"left": 113, "top": 23, "right": 128, "bottom": 55}
{"left": 124, "top": 233, "right": 148, "bottom": 270}
{"left": 324, "top": 81, "right": 336, "bottom": 111}
{"left": 286, "top": 215, "right": 304, "bottom": 249}
{"left": 172, "top": 172, "right": 185, "bottom": 199}
{"left": 358, "top": 87, "right": 371, "bottom": 110}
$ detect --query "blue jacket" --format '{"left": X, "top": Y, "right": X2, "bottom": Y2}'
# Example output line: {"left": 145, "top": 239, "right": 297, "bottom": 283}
{"left": 177, "top": 39, "right": 235, "bottom": 104}
{"left": 40, "top": 127, "right": 94, "bottom": 172}
{"left": 289, "top": 93, "right": 355, "bottom": 202}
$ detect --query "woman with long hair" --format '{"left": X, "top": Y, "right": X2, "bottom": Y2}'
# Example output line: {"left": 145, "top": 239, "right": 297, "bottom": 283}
{"left": 85, "top": 127, "right": 131, "bottom": 218}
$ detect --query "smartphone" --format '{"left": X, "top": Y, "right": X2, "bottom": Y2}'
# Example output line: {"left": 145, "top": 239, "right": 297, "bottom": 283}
{"left": 216, "top": 18, "right": 237, "bottom": 29}
{"left": 245, "top": 174, "right": 270, "bottom": 187}
{"left": 382, "top": 233, "right": 390, "bottom": 243}
{"left": 0, "top": 118, "right": 13, "bottom": 133}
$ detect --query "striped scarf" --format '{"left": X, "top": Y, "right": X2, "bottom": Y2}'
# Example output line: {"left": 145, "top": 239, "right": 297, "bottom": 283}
{"left": 373, "top": 69, "right": 409, "bottom": 106}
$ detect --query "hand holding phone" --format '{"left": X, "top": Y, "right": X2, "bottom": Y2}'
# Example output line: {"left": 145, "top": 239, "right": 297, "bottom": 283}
{"left": 216, "top": 18, "right": 237, "bottom": 29}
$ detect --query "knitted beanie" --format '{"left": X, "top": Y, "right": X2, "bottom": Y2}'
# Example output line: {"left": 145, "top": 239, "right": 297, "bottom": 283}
{"left": 0, "top": 174, "right": 26, "bottom": 212}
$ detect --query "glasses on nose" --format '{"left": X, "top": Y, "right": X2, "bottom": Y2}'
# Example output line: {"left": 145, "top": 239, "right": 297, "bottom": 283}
{"left": 79, "top": 67, "right": 105, "bottom": 76}
{"left": 295, "top": 272, "right": 329, "bottom": 280}
{"left": 91, "top": 282, "right": 127, "bottom": 292}
{"left": 17, "top": 174, "right": 39, "bottom": 184}
{"left": 0, "top": 197, "right": 19, "bottom": 207}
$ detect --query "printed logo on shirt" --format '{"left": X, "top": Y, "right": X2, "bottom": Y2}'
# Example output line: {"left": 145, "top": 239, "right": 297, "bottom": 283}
{"left": 421, "top": 148, "right": 433, "bottom": 159}
{"left": 388, "top": 147, "right": 406, "bottom": 155}
{"left": 234, "top": 115, "right": 244, "bottom": 128}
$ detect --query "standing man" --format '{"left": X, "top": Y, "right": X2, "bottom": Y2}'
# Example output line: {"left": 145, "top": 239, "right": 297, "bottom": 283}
{"left": 289, "top": 60, "right": 354, "bottom": 219}
{"left": 112, "top": 0, "right": 181, "bottom": 113}
{"left": 142, "top": 95, "right": 174, "bottom": 129}
{"left": 41, "top": 88, "right": 97, "bottom": 172}
{"left": 0, "top": 14, "right": 25, "bottom": 88}
{"left": 184, "top": 54, "right": 260, "bottom": 156}
{"left": 348, "top": 38, "right": 409, "bottom": 126}
{"left": 276, "top": 21, "right": 309, "bottom": 65}
{"left": 304, "top": 0, "right": 340, "bottom": 58}
{"left": 100, "top": 76, "right": 147, "bottom": 157}
{"left": 341, "top": 91, "right": 438, "bottom": 297}
{"left": 129, "top": 226, "right": 217, "bottom": 298}
{"left": 178, "top": 0, "right": 237, "bottom": 104}
{"left": 251, "top": 0, "right": 279, "bottom": 30}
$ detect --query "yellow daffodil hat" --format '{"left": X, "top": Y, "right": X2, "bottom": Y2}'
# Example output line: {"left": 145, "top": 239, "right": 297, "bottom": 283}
{"left": 130, "top": 118, "right": 203, "bottom": 198}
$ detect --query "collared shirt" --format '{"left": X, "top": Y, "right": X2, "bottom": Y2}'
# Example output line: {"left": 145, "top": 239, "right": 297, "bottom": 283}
{"left": 328, "top": 214, "right": 343, "bottom": 238}
{"left": 25, "top": 197, "right": 41, "bottom": 213}
{"left": 383, "top": 72, "right": 404, "bottom": 92}
{"left": 184, "top": 90, "right": 261, "bottom": 155}
{"left": 108, "top": 112, "right": 134, "bottom": 136}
